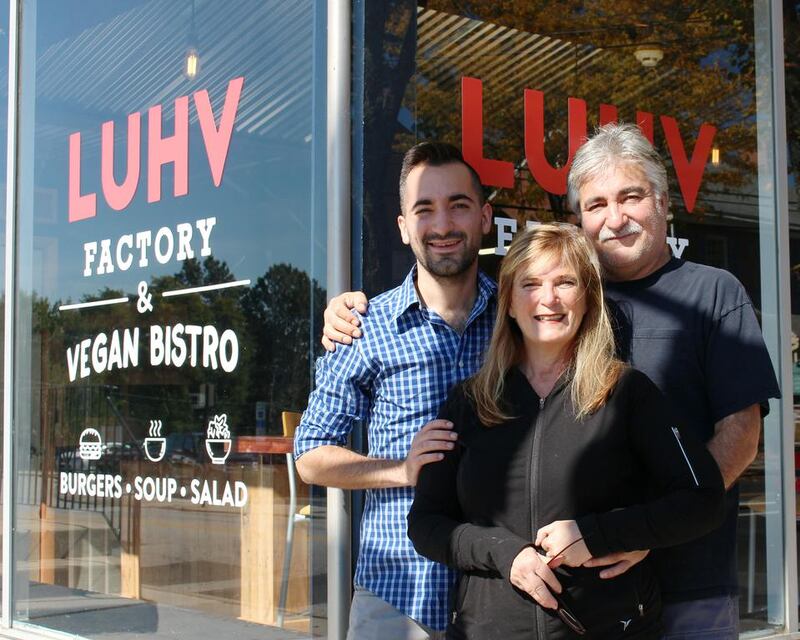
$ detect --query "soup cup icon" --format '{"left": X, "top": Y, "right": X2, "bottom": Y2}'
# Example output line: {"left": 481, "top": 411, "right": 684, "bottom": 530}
{"left": 205, "top": 438, "right": 232, "bottom": 465}
{"left": 144, "top": 437, "right": 166, "bottom": 462}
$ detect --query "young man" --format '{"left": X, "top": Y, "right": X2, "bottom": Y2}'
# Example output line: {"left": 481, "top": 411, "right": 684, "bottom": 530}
{"left": 294, "top": 142, "right": 557, "bottom": 639}
{"left": 325, "top": 124, "right": 780, "bottom": 639}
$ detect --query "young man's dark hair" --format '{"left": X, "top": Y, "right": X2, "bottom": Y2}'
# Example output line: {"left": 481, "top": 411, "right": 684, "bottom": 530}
{"left": 399, "top": 141, "right": 485, "bottom": 209}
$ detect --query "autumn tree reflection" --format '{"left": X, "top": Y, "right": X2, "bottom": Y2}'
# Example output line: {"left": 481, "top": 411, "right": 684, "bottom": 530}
{"left": 360, "top": 1, "right": 770, "bottom": 296}
{"left": 34, "top": 258, "right": 325, "bottom": 469}
{"left": 401, "top": 1, "right": 759, "bottom": 226}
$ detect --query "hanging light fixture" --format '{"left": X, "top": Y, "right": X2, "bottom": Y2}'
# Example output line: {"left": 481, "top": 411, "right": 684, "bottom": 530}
{"left": 186, "top": 46, "right": 199, "bottom": 79}
{"left": 711, "top": 147, "right": 720, "bottom": 166}
{"left": 184, "top": 0, "right": 200, "bottom": 80}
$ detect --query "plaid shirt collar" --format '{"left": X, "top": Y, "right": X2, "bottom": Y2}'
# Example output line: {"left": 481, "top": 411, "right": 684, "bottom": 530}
{"left": 390, "top": 264, "right": 497, "bottom": 329}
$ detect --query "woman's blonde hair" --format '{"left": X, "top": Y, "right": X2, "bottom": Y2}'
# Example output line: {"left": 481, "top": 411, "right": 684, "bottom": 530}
{"left": 467, "top": 224, "right": 624, "bottom": 424}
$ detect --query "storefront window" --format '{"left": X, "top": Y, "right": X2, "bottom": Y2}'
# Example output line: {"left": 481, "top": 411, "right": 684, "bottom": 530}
{"left": 10, "top": 0, "right": 327, "bottom": 637}
{"left": 785, "top": 0, "right": 800, "bottom": 620}
{"left": 357, "top": 0, "right": 787, "bottom": 633}
{"left": 0, "top": 0, "right": 9, "bottom": 608}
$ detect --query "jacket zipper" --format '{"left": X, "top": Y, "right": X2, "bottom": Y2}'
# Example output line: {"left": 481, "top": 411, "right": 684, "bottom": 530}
{"left": 670, "top": 427, "right": 699, "bottom": 487}
{"left": 633, "top": 577, "right": 644, "bottom": 617}
{"left": 531, "top": 395, "right": 547, "bottom": 637}
{"left": 451, "top": 574, "right": 470, "bottom": 624}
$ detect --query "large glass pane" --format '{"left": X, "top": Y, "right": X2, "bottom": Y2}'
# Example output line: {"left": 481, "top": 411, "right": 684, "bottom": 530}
{"left": 0, "top": 0, "right": 9, "bottom": 609}
{"left": 358, "top": 0, "right": 785, "bottom": 633}
{"left": 11, "top": 1, "right": 327, "bottom": 637}
{"left": 785, "top": 0, "right": 800, "bottom": 622}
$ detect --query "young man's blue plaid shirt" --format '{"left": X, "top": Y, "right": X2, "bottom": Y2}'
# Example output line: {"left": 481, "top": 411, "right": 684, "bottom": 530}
{"left": 295, "top": 266, "right": 497, "bottom": 631}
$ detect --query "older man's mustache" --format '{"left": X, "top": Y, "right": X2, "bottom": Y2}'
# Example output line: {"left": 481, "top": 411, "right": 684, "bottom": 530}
{"left": 599, "top": 220, "right": 643, "bottom": 242}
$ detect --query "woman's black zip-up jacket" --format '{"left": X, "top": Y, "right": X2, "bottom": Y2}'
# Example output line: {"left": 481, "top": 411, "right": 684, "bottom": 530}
{"left": 407, "top": 367, "right": 725, "bottom": 640}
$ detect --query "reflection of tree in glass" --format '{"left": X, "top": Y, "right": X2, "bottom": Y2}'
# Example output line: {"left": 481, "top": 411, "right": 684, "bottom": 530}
{"left": 359, "top": 1, "right": 768, "bottom": 296}
{"left": 361, "top": 0, "right": 419, "bottom": 291}
{"left": 400, "top": 1, "right": 759, "bottom": 222}
{"left": 786, "top": 1, "right": 799, "bottom": 188}
{"left": 145, "top": 257, "right": 250, "bottom": 430}
{"left": 35, "top": 258, "right": 326, "bottom": 457}
{"left": 241, "top": 263, "right": 327, "bottom": 432}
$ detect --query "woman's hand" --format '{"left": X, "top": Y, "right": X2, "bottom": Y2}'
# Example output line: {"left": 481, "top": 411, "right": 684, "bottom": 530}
{"left": 508, "top": 547, "right": 562, "bottom": 609}
{"left": 536, "top": 520, "right": 592, "bottom": 567}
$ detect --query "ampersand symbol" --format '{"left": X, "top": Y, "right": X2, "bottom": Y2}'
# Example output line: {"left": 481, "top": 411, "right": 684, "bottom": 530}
{"left": 137, "top": 281, "right": 153, "bottom": 314}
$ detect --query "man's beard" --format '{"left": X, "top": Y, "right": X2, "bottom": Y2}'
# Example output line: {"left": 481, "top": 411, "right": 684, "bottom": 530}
{"left": 414, "top": 231, "right": 478, "bottom": 278}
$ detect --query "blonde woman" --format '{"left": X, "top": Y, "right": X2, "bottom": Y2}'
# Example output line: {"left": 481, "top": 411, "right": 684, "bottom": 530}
{"left": 407, "top": 224, "right": 724, "bottom": 639}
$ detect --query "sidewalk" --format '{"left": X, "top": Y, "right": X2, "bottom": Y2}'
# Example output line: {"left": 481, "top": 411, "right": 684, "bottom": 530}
{"left": 21, "top": 583, "right": 307, "bottom": 640}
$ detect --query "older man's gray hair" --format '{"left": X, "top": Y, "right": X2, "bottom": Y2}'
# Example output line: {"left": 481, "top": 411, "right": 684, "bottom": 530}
{"left": 567, "top": 122, "right": 669, "bottom": 215}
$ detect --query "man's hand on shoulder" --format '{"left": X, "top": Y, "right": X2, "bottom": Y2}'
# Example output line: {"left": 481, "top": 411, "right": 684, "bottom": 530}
{"left": 322, "top": 291, "right": 369, "bottom": 352}
{"left": 403, "top": 419, "right": 457, "bottom": 486}
{"left": 583, "top": 549, "right": 650, "bottom": 579}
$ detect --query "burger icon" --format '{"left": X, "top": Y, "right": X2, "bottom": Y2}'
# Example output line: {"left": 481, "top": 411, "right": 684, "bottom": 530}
{"left": 78, "top": 428, "right": 103, "bottom": 461}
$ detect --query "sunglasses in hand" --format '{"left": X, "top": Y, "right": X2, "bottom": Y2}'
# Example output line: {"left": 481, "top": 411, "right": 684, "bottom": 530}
{"left": 533, "top": 542, "right": 587, "bottom": 636}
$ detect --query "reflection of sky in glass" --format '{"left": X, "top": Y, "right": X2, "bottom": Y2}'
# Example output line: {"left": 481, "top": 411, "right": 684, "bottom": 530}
{"left": 30, "top": 0, "right": 324, "bottom": 302}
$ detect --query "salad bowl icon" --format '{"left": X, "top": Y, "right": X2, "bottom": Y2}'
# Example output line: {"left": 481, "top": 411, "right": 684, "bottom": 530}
{"left": 205, "top": 414, "right": 232, "bottom": 465}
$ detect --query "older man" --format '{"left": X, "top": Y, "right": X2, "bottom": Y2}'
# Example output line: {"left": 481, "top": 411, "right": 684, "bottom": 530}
{"left": 567, "top": 123, "right": 779, "bottom": 638}
{"left": 323, "top": 124, "right": 779, "bottom": 639}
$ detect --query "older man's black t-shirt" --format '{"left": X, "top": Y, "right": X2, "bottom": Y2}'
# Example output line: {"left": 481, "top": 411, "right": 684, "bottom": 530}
{"left": 604, "top": 257, "right": 780, "bottom": 601}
